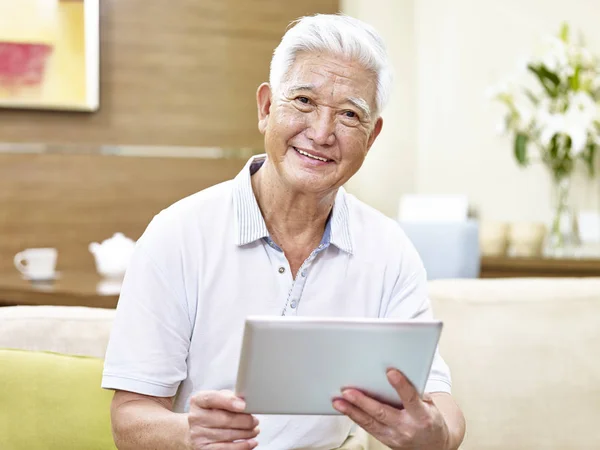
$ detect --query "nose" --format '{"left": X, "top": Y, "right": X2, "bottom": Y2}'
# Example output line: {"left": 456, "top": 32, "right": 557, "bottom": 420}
{"left": 305, "top": 109, "right": 336, "bottom": 146}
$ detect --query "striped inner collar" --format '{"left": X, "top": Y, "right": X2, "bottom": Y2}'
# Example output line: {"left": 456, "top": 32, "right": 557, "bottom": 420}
{"left": 232, "top": 154, "right": 353, "bottom": 254}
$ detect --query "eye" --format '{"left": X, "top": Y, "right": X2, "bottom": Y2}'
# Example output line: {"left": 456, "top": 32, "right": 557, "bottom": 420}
{"left": 296, "top": 96, "right": 310, "bottom": 104}
{"left": 343, "top": 110, "right": 357, "bottom": 118}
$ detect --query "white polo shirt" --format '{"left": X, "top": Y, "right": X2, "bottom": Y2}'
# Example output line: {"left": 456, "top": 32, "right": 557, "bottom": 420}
{"left": 102, "top": 154, "right": 451, "bottom": 450}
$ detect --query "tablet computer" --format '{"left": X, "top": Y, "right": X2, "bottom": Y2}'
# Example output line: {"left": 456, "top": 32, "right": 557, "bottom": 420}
{"left": 234, "top": 316, "right": 443, "bottom": 415}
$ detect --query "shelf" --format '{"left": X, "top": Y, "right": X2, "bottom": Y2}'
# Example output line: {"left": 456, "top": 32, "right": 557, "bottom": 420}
{"left": 481, "top": 256, "right": 600, "bottom": 278}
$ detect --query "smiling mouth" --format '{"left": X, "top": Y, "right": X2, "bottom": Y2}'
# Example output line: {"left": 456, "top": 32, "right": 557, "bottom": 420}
{"left": 293, "top": 147, "right": 331, "bottom": 162}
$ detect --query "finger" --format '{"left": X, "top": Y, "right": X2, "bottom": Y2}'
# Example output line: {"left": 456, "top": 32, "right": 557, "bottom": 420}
{"left": 387, "top": 369, "right": 427, "bottom": 416}
{"left": 189, "top": 408, "right": 258, "bottom": 430}
{"left": 200, "top": 439, "right": 258, "bottom": 450}
{"left": 332, "top": 399, "right": 387, "bottom": 436}
{"left": 192, "top": 390, "right": 247, "bottom": 412}
{"left": 340, "top": 389, "right": 402, "bottom": 426}
{"left": 200, "top": 426, "right": 260, "bottom": 442}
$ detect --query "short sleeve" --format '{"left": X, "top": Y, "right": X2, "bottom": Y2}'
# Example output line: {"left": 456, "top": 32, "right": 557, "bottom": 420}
{"left": 381, "top": 231, "right": 452, "bottom": 395}
{"left": 101, "top": 212, "right": 193, "bottom": 398}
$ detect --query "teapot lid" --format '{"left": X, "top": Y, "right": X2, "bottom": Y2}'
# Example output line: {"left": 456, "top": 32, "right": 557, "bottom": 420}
{"left": 100, "top": 232, "right": 135, "bottom": 250}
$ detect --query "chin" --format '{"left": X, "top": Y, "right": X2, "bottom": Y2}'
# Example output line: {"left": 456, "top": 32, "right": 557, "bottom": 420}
{"left": 286, "top": 173, "right": 336, "bottom": 195}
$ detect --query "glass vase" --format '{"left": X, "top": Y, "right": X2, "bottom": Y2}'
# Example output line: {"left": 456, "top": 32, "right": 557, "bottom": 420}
{"left": 546, "top": 175, "right": 580, "bottom": 257}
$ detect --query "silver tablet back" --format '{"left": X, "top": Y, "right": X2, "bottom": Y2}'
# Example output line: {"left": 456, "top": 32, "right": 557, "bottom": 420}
{"left": 235, "top": 316, "right": 442, "bottom": 415}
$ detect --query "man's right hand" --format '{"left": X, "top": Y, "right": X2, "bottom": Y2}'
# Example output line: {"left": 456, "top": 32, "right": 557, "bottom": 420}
{"left": 188, "top": 390, "right": 260, "bottom": 449}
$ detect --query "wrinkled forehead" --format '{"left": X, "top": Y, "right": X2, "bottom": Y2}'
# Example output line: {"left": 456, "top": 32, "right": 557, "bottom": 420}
{"left": 280, "top": 52, "right": 378, "bottom": 110}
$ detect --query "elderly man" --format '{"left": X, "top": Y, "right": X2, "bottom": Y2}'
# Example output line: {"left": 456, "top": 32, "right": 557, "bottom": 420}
{"left": 102, "top": 13, "right": 465, "bottom": 450}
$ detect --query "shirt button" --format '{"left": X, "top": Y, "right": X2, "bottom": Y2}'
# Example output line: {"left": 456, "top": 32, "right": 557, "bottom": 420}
{"left": 301, "top": 270, "right": 306, "bottom": 277}
{"left": 278, "top": 267, "right": 285, "bottom": 274}
{"left": 290, "top": 301, "right": 297, "bottom": 309}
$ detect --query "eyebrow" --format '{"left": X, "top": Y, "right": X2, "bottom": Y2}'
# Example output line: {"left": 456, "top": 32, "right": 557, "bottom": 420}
{"left": 347, "top": 97, "right": 371, "bottom": 120}
{"left": 284, "top": 84, "right": 372, "bottom": 119}
{"left": 286, "top": 84, "right": 317, "bottom": 95}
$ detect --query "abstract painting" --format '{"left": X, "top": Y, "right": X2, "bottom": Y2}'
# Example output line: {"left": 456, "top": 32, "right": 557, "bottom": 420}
{"left": 0, "top": 0, "right": 99, "bottom": 112}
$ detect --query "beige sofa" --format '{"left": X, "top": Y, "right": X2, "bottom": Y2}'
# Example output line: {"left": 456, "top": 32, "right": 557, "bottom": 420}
{"left": 426, "top": 278, "right": 600, "bottom": 450}
{"left": 2, "top": 277, "right": 600, "bottom": 449}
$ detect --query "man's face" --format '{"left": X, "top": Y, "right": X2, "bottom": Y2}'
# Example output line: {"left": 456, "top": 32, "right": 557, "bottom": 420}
{"left": 257, "top": 52, "right": 383, "bottom": 195}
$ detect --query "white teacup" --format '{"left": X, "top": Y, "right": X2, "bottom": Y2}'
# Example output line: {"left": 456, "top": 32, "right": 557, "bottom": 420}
{"left": 14, "top": 248, "right": 58, "bottom": 280}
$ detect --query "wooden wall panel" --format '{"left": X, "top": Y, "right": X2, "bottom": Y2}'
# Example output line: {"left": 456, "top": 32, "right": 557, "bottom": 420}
{"left": 0, "top": 0, "right": 339, "bottom": 148}
{"left": 0, "top": 154, "right": 246, "bottom": 273}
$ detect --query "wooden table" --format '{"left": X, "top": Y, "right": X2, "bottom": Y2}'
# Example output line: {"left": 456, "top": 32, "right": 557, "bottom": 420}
{"left": 481, "top": 256, "right": 600, "bottom": 278}
{"left": 0, "top": 271, "right": 119, "bottom": 309}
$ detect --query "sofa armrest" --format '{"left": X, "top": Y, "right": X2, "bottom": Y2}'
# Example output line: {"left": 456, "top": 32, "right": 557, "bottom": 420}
{"left": 0, "top": 305, "right": 115, "bottom": 358}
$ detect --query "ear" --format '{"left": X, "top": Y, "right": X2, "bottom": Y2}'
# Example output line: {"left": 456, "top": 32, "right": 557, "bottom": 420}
{"left": 366, "top": 117, "right": 383, "bottom": 151}
{"left": 256, "top": 83, "right": 272, "bottom": 135}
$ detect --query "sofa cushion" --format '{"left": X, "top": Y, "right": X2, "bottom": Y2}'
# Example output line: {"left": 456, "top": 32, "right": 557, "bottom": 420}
{"left": 0, "top": 306, "right": 115, "bottom": 358}
{"left": 0, "top": 348, "right": 116, "bottom": 450}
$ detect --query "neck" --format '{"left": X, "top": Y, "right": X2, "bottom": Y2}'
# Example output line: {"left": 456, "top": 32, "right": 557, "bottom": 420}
{"left": 251, "top": 160, "right": 336, "bottom": 249}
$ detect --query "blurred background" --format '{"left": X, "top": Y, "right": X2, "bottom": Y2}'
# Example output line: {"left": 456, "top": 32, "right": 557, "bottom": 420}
{"left": 1, "top": 1, "right": 600, "bottom": 450}
{"left": 2, "top": 0, "right": 600, "bottom": 279}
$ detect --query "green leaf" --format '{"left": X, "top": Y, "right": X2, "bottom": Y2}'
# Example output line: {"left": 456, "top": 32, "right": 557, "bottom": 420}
{"left": 569, "top": 65, "right": 581, "bottom": 91}
{"left": 583, "top": 143, "right": 597, "bottom": 177}
{"left": 514, "top": 133, "right": 528, "bottom": 165}
{"left": 559, "top": 22, "right": 570, "bottom": 43}
{"left": 539, "top": 65, "right": 561, "bottom": 86}
{"left": 524, "top": 89, "right": 539, "bottom": 105}
{"left": 549, "top": 134, "right": 559, "bottom": 160}
{"left": 527, "top": 64, "right": 560, "bottom": 97}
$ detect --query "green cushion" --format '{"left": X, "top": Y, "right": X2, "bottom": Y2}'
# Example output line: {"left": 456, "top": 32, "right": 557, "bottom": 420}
{"left": 0, "top": 349, "right": 116, "bottom": 450}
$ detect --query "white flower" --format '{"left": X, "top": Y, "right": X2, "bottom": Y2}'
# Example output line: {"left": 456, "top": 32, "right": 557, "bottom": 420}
{"left": 495, "top": 121, "right": 508, "bottom": 136}
{"left": 566, "top": 92, "right": 598, "bottom": 150}
{"left": 513, "top": 95, "right": 536, "bottom": 129}
{"left": 565, "top": 120, "right": 588, "bottom": 155}
{"left": 489, "top": 23, "right": 600, "bottom": 170}
{"left": 534, "top": 36, "right": 569, "bottom": 71}
{"left": 535, "top": 97, "right": 554, "bottom": 126}
{"left": 486, "top": 66, "right": 534, "bottom": 101}
{"left": 536, "top": 92, "right": 598, "bottom": 154}
{"left": 557, "top": 64, "right": 575, "bottom": 80}
{"left": 538, "top": 112, "right": 591, "bottom": 155}
{"left": 568, "top": 91, "right": 598, "bottom": 124}
{"left": 539, "top": 113, "right": 564, "bottom": 147}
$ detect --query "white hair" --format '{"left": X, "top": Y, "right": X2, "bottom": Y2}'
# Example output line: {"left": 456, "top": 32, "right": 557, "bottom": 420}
{"left": 269, "top": 13, "right": 393, "bottom": 115}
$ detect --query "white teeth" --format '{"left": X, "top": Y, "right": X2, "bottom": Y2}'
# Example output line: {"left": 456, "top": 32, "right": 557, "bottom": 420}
{"left": 295, "top": 147, "right": 329, "bottom": 162}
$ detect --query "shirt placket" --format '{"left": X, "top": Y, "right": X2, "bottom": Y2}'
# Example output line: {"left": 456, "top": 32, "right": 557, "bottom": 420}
{"left": 266, "top": 238, "right": 295, "bottom": 310}
{"left": 265, "top": 237, "right": 329, "bottom": 316}
{"left": 281, "top": 243, "right": 326, "bottom": 316}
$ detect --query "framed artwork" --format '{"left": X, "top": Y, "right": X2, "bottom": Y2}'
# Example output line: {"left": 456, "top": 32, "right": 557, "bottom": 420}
{"left": 0, "top": 0, "right": 99, "bottom": 112}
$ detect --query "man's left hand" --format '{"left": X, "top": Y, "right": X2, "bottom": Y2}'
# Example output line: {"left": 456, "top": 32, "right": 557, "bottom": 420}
{"left": 332, "top": 368, "right": 452, "bottom": 450}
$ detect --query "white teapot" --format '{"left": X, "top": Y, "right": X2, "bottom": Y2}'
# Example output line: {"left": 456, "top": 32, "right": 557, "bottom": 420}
{"left": 89, "top": 232, "right": 136, "bottom": 279}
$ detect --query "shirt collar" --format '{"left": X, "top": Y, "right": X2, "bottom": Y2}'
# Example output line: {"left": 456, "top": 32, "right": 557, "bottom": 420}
{"left": 232, "top": 154, "right": 353, "bottom": 254}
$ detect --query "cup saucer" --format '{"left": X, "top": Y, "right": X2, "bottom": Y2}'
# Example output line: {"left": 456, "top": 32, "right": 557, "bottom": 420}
{"left": 21, "top": 271, "right": 61, "bottom": 282}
